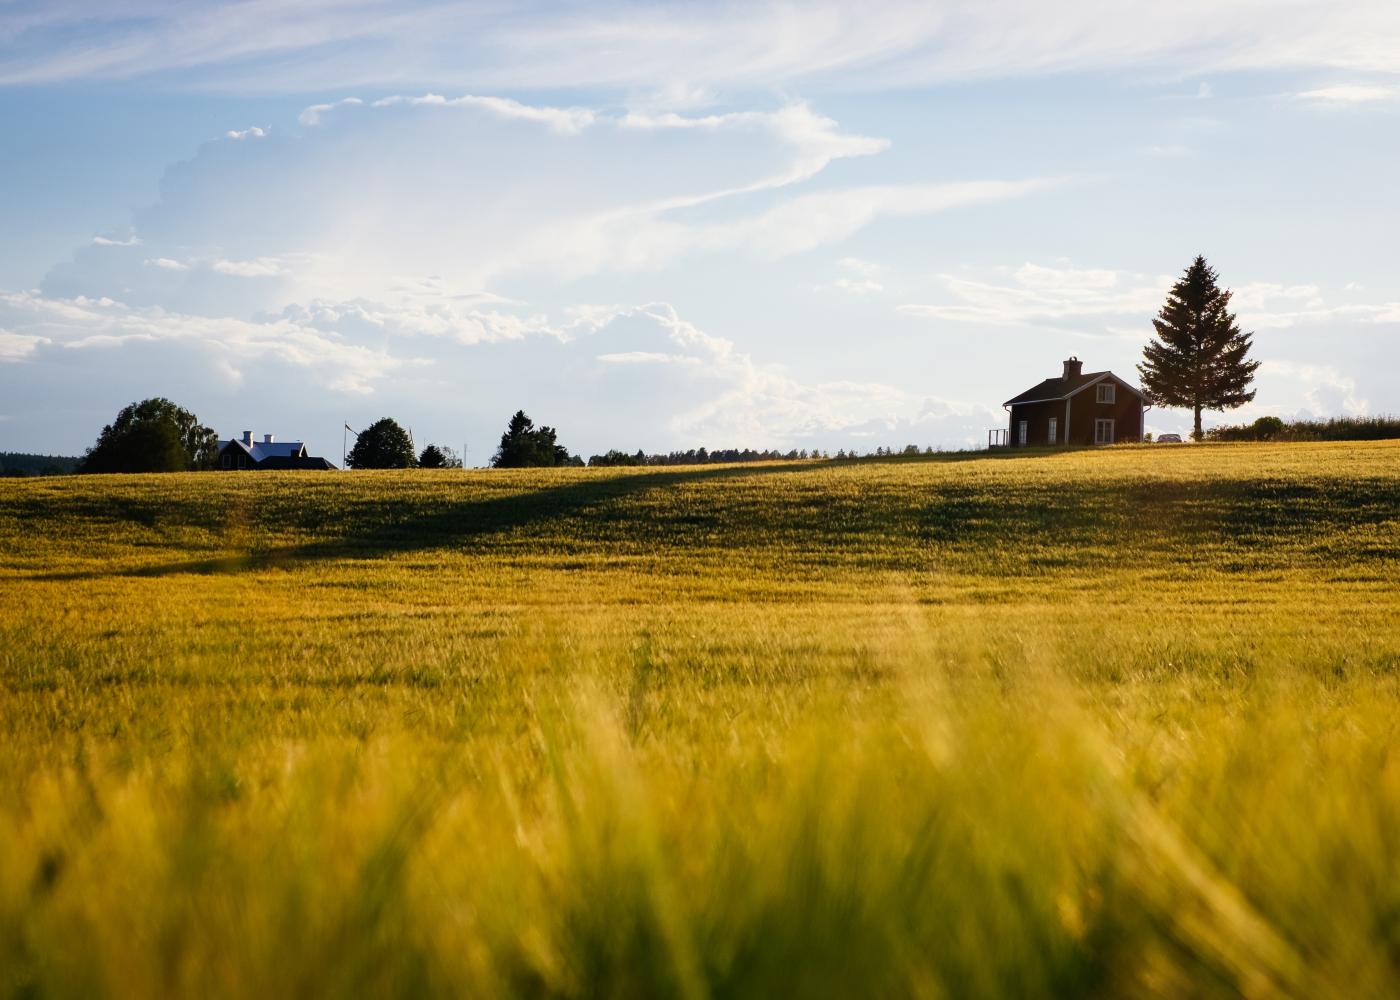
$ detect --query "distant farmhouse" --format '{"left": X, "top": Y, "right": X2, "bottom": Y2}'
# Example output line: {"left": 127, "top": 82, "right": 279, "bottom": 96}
{"left": 217, "top": 431, "right": 337, "bottom": 470}
{"left": 1000, "top": 357, "right": 1146, "bottom": 447}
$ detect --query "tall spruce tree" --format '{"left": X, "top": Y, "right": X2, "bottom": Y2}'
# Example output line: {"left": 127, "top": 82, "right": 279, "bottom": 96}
{"left": 491, "top": 410, "right": 576, "bottom": 467}
{"left": 1138, "top": 256, "right": 1260, "bottom": 440}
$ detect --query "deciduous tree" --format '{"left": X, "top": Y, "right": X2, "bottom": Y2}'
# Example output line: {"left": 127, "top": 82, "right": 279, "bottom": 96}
{"left": 78, "top": 398, "right": 218, "bottom": 473}
{"left": 347, "top": 418, "right": 416, "bottom": 469}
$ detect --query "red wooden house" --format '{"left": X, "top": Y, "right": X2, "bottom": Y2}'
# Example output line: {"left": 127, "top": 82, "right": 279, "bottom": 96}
{"left": 1001, "top": 357, "right": 1147, "bottom": 447}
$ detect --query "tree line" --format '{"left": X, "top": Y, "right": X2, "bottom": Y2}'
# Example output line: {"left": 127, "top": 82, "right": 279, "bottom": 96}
{"left": 23, "top": 255, "right": 1319, "bottom": 473}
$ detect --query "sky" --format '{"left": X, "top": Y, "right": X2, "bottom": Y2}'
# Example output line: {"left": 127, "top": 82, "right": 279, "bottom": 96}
{"left": 1, "top": 1, "right": 1398, "bottom": 463}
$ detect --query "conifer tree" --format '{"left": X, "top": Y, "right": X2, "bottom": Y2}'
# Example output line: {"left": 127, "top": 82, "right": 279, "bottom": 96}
{"left": 1138, "top": 255, "right": 1259, "bottom": 440}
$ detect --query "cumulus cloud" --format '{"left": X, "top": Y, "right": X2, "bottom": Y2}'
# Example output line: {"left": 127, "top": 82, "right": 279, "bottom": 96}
{"left": 92, "top": 234, "right": 141, "bottom": 247}
{"left": 225, "top": 125, "right": 268, "bottom": 139}
{"left": 0, "top": 289, "right": 996, "bottom": 455}
{"left": 1259, "top": 359, "right": 1369, "bottom": 415}
{"left": 0, "top": 290, "right": 413, "bottom": 393}
{"left": 0, "top": 330, "right": 47, "bottom": 361}
{"left": 49, "top": 91, "right": 1039, "bottom": 303}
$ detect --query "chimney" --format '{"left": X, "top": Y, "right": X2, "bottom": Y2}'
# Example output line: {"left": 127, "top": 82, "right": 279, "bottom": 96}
{"left": 1062, "top": 356, "right": 1083, "bottom": 380}
{"left": 264, "top": 433, "right": 275, "bottom": 444}
{"left": 241, "top": 430, "right": 253, "bottom": 446}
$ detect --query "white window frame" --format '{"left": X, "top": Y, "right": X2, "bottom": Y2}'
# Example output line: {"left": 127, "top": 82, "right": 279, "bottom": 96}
{"left": 1047, "top": 417, "right": 1058, "bottom": 444}
{"left": 1094, "top": 418, "right": 1115, "bottom": 444}
{"left": 1096, "top": 382, "right": 1116, "bottom": 404}
{"left": 1018, "top": 419, "right": 1028, "bottom": 445}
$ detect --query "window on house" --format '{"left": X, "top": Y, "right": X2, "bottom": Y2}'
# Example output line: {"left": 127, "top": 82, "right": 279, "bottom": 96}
{"left": 1096, "top": 382, "right": 1116, "bottom": 404}
{"left": 1018, "top": 419, "right": 1028, "bottom": 445}
{"left": 1094, "top": 418, "right": 1115, "bottom": 444}
{"left": 1048, "top": 417, "right": 1058, "bottom": 444}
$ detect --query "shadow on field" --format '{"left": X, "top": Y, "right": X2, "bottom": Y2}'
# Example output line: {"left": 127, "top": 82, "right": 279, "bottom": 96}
{"left": 22, "top": 451, "right": 1400, "bottom": 581}
{"left": 29, "top": 462, "right": 824, "bottom": 581}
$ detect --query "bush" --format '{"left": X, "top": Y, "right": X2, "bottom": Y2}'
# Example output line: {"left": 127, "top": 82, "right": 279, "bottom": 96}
{"left": 1207, "top": 415, "right": 1400, "bottom": 443}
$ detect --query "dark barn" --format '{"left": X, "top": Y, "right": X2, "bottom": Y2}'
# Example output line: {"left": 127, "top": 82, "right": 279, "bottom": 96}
{"left": 1002, "top": 357, "right": 1147, "bottom": 447}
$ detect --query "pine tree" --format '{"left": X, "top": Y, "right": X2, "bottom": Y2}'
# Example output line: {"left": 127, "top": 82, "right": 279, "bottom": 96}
{"left": 1138, "top": 256, "right": 1260, "bottom": 440}
{"left": 491, "top": 410, "right": 576, "bottom": 468}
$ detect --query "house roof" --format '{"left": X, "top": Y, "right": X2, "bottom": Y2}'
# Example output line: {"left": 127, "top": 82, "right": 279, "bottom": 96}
{"left": 220, "top": 439, "right": 307, "bottom": 462}
{"left": 1003, "top": 371, "right": 1144, "bottom": 407}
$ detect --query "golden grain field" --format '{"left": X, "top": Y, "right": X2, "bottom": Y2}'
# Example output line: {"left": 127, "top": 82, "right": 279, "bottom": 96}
{"left": 2, "top": 442, "right": 1400, "bottom": 998}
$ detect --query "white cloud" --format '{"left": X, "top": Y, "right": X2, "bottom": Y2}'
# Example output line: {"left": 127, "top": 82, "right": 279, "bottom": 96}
{"left": 832, "top": 278, "right": 884, "bottom": 295}
{"left": 0, "top": 329, "right": 47, "bottom": 361}
{"left": 1294, "top": 84, "right": 1400, "bottom": 105}
{"left": 143, "top": 257, "right": 190, "bottom": 271}
{"left": 368, "top": 93, "right": 597, "bottom": 134}
{"left": 6, "top": 1, "right": 1400, "bottom": 93}
{"left": 596, "top": 351, "right": 698, "bottom": 365}
{"left": 1260, "top": 359, "right": 1369, "bottom": 415}
{"left": 92, "top": 234, "right": 141, "bottom": 247}
{"left": 225, "top": 125, "right": 268, "bottom": 139}
{"left": 901, "top": 262, "right": 1170, "bottom": 328}
{"left": 209, "top": 256, "right": 286, "bottom": 278}
{"left": 839, "top": 256, "right": 880, "bottom": 276}
{"left": 902, "top": 263, "right": 1400, "bottom": 334}
{"left": 0, "top": 289, "right": 996, "bottom": 452}
{"left": 692, "top": 179, "right": 1057, "bottom": 259}
{"left": 0, "top": 290, "right": 414, "bottom": 393}
{"left": 298, "top": 97, "right": 363, "bottom": 126}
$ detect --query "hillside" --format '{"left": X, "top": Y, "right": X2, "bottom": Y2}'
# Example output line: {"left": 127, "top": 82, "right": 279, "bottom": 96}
{"left": 2, "top": 442, "right": 1400, "bottom": 997}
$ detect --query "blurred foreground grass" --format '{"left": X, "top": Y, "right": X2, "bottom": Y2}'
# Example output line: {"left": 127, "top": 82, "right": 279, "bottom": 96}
{"left": 2, "top": 442, "right": 1400, "bottom": 997}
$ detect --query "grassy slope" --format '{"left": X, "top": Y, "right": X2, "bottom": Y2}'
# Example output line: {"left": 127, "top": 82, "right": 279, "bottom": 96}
{"left": 1, "top": 442, "right": 1399, "bottom": 997}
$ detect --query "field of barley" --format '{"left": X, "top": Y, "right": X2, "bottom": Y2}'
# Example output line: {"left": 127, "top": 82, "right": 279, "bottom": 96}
{"left": 2, "top": 441, "right": 1400, "bottom": 998}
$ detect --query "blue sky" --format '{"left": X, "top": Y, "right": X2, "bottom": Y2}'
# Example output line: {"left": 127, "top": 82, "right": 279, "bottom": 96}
{"left": 2, "top": 1, "right": 1398, "bottom": 462}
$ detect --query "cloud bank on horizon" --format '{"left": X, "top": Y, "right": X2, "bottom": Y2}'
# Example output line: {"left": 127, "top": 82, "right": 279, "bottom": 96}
{"left": 2, "top": 0, "right": 1398, "bottom": 459}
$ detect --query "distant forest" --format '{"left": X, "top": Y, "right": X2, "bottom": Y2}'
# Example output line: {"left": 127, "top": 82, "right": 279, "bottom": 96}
{"left": 0, "top": 452, "right": 80, "bottom": 477}
{"left": 589, "top": 448, "right": 823, "bottom": 467}
{"left": 586, "top": 446, "right": 939, "bottom": 467}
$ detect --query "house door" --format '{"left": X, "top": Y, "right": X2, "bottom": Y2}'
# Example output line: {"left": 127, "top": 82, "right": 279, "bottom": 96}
{"left": 1018, "top": 419, "right": 1028, "bottom": 446}
{"left": 1094, "top": 418, "right": 1115, "bottom": 444}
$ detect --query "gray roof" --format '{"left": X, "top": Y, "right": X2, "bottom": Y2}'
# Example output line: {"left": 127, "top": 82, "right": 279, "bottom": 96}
{"left": 1004, "top": 370, "right": 1144, "bottom": 407}
{"left": 220, "top": 439, "right": 307, "bottom": 462}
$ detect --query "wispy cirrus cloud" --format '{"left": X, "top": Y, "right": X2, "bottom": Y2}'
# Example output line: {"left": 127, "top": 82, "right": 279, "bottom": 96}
{"left": 1293, "top": 83, "right": 1400, "bottom": 105}
{"left": 900, "top": 262, "right": 1400, "bottom": 334}
{"left": 4, "top": 1, "right": 1400, "bottom": 94}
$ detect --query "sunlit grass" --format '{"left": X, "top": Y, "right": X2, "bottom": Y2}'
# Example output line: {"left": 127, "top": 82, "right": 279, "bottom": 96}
{"left": 2, "top": 442, "right": 1399, "bottom": 996}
